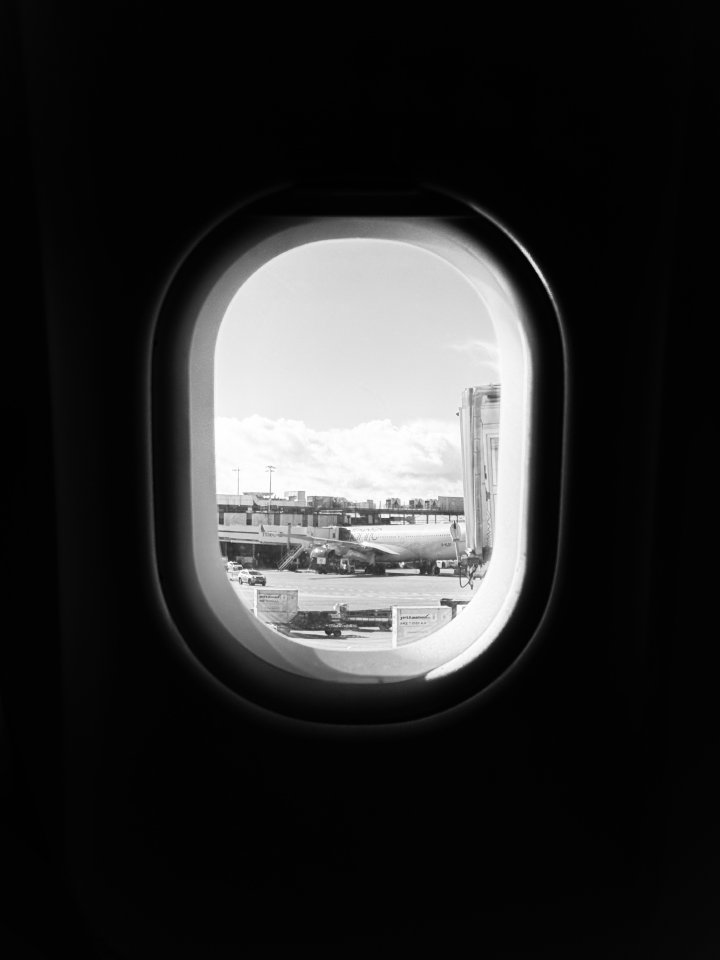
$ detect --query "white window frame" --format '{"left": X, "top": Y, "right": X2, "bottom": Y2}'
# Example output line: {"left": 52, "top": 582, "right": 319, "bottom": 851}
{"left": 190, "top": 218, "right": 537, "bottom": 681}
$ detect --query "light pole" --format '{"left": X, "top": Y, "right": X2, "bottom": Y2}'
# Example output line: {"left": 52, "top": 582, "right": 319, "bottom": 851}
{"left": 266, "top": 465, "right": 275, "bottom": 522}
{"left": 232, "top": 468, "right": 241, "bottom": 496}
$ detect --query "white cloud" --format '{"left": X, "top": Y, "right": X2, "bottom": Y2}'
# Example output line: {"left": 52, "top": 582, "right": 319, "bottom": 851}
{"left": 447, "top": 339, "right": 500, "bottom": 363}
{"left": 215, "top": 415, "right": 463, "bottom": 501}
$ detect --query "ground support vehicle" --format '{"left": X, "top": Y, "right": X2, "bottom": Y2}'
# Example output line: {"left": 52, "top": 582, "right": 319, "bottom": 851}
{"left": 310, "top": 556, "right": 357, "bottom": 575}
{"left": 226, "top": 562, "right": 244, "bottom": 581}
{"left": 272, "top": 607, "right": 393, "bottom": 638}
{"left": 272, "top": 601, "right": 469, "bottom": 638}
{"left": 238, "top": 569, "right": 266, "bottom": 586}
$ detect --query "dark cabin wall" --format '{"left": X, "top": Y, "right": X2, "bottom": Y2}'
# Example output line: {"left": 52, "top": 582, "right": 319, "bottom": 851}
{"left": 2, "top": 6, "right": 719, "bottom": 956}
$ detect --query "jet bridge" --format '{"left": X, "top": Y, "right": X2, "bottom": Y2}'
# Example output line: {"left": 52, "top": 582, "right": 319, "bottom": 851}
{"left": 459, "top": 384, "right": 500, "bottom": 562}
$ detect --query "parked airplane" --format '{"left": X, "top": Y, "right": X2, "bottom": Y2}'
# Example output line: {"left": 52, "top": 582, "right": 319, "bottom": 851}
{"left": 268, "top": 521, "right": 468, "bottom": 575}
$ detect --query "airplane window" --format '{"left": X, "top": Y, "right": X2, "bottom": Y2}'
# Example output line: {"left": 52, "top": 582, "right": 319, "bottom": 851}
{"left": 214, "top": 238, "right": 499, "bottom": 607}
{"left": 153, "top": 196, "right": 563, "bottom": 710}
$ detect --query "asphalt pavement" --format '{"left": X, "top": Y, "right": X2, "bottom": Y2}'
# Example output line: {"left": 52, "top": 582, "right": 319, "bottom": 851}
{"left": 228, "top": 568, "right": 478, "bottom": 648}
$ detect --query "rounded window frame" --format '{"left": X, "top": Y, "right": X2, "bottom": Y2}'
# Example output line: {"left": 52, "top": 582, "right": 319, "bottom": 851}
{"left": 151, "top": 185, "right": 565, "bottom": 723}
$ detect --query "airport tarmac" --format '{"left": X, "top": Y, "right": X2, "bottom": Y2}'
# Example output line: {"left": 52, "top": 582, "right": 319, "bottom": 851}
{"left": 228, "top": 568, "right": 480, "bottom": 649}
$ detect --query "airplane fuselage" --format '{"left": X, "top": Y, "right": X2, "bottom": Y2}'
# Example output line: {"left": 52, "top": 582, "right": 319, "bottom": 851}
{"left": 325, "top": 522, "right": 467, "bottom": 567}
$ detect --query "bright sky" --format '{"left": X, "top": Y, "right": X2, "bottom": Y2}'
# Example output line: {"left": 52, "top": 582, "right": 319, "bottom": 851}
{"left": 214, "top": 239, "right": 499, "bottom": 501}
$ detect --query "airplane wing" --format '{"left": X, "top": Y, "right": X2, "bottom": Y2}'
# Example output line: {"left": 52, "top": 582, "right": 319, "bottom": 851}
{"left": 260, "top": 526, "right": 405, "bottom": 557}
{"left": 316, "top": 537, "right": 407, "bottom": 558}
{"left": 343, "top": 540, "right": 406, "bottom": 558}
